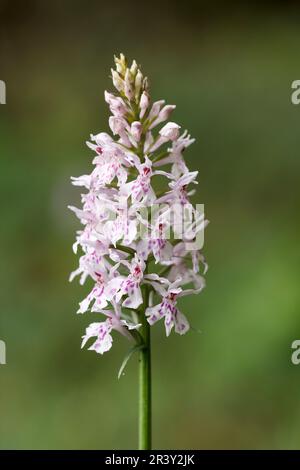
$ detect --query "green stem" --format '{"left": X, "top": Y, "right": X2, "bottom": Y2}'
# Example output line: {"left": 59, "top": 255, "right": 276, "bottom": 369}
{"left": 151, "top": 150, "right": 169, "bottom": 164}
{"left": 138, "top": 285, "right": 152, "bottom": 450}
{"left": 114, "top": 243, "right": 136, "bottom": 257}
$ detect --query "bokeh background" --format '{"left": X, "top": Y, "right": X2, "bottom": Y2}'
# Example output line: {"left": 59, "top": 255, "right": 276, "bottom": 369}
{"left": 1, "top": 0, "right": 300, "bottom": 449}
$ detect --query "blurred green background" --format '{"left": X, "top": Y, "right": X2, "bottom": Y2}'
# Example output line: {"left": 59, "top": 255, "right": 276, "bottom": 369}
{"left": 1, "top": 0, "right": 300, "bottom": 449}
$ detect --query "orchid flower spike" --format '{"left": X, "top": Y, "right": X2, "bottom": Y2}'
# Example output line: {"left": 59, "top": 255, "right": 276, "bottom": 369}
{"left": 69, "top": 53, "right": 208, "bottom": 357}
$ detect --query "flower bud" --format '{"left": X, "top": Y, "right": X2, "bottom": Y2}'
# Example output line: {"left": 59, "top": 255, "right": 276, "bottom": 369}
{"left": 131, "top": 121, "right": 143, "bottom": 142}
{"left": 114, "top": 53, "right": 127, "bottom": 74}
{"left": 159, "top": 122, "right": 181, "bottom": 141}
{"left": 150, "top": 122, "right": 181, "bottom": 152}
{"left": 111, "top": 69, "right": 124, "bottom": 93}
{"left": 104, "top": 91, "right": 127, "bottom": 117}
{"left": 139, "top": 91, "right": 150, "bottom": 119}
{"left": 124, "top": 69, "right": 134, "bottom": 101}
{"left": 148, "top": 100, "right": 165, "bottom": 121}
{"left": 130, "top": 60, "right": 138, "bottom": 76}
{"left": 135, "top": 70, "right": 143, "bottom": 100}
{"left": 159, "top": 105, "right": 176, "bottom": 120}
{"left": 104, "top": 90, "right": 115, "bottom": 104}
{"left": 90, "top": 132, "right": 113, "bottom": 146}
{"left": 143, "top": 77, "right": 149, "bottom": 92}
{"left": 150, "top": 104, "right": 176, "bottom": 129}
{"left": 109, "top": 116, "right": 128, "bottom": 136}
